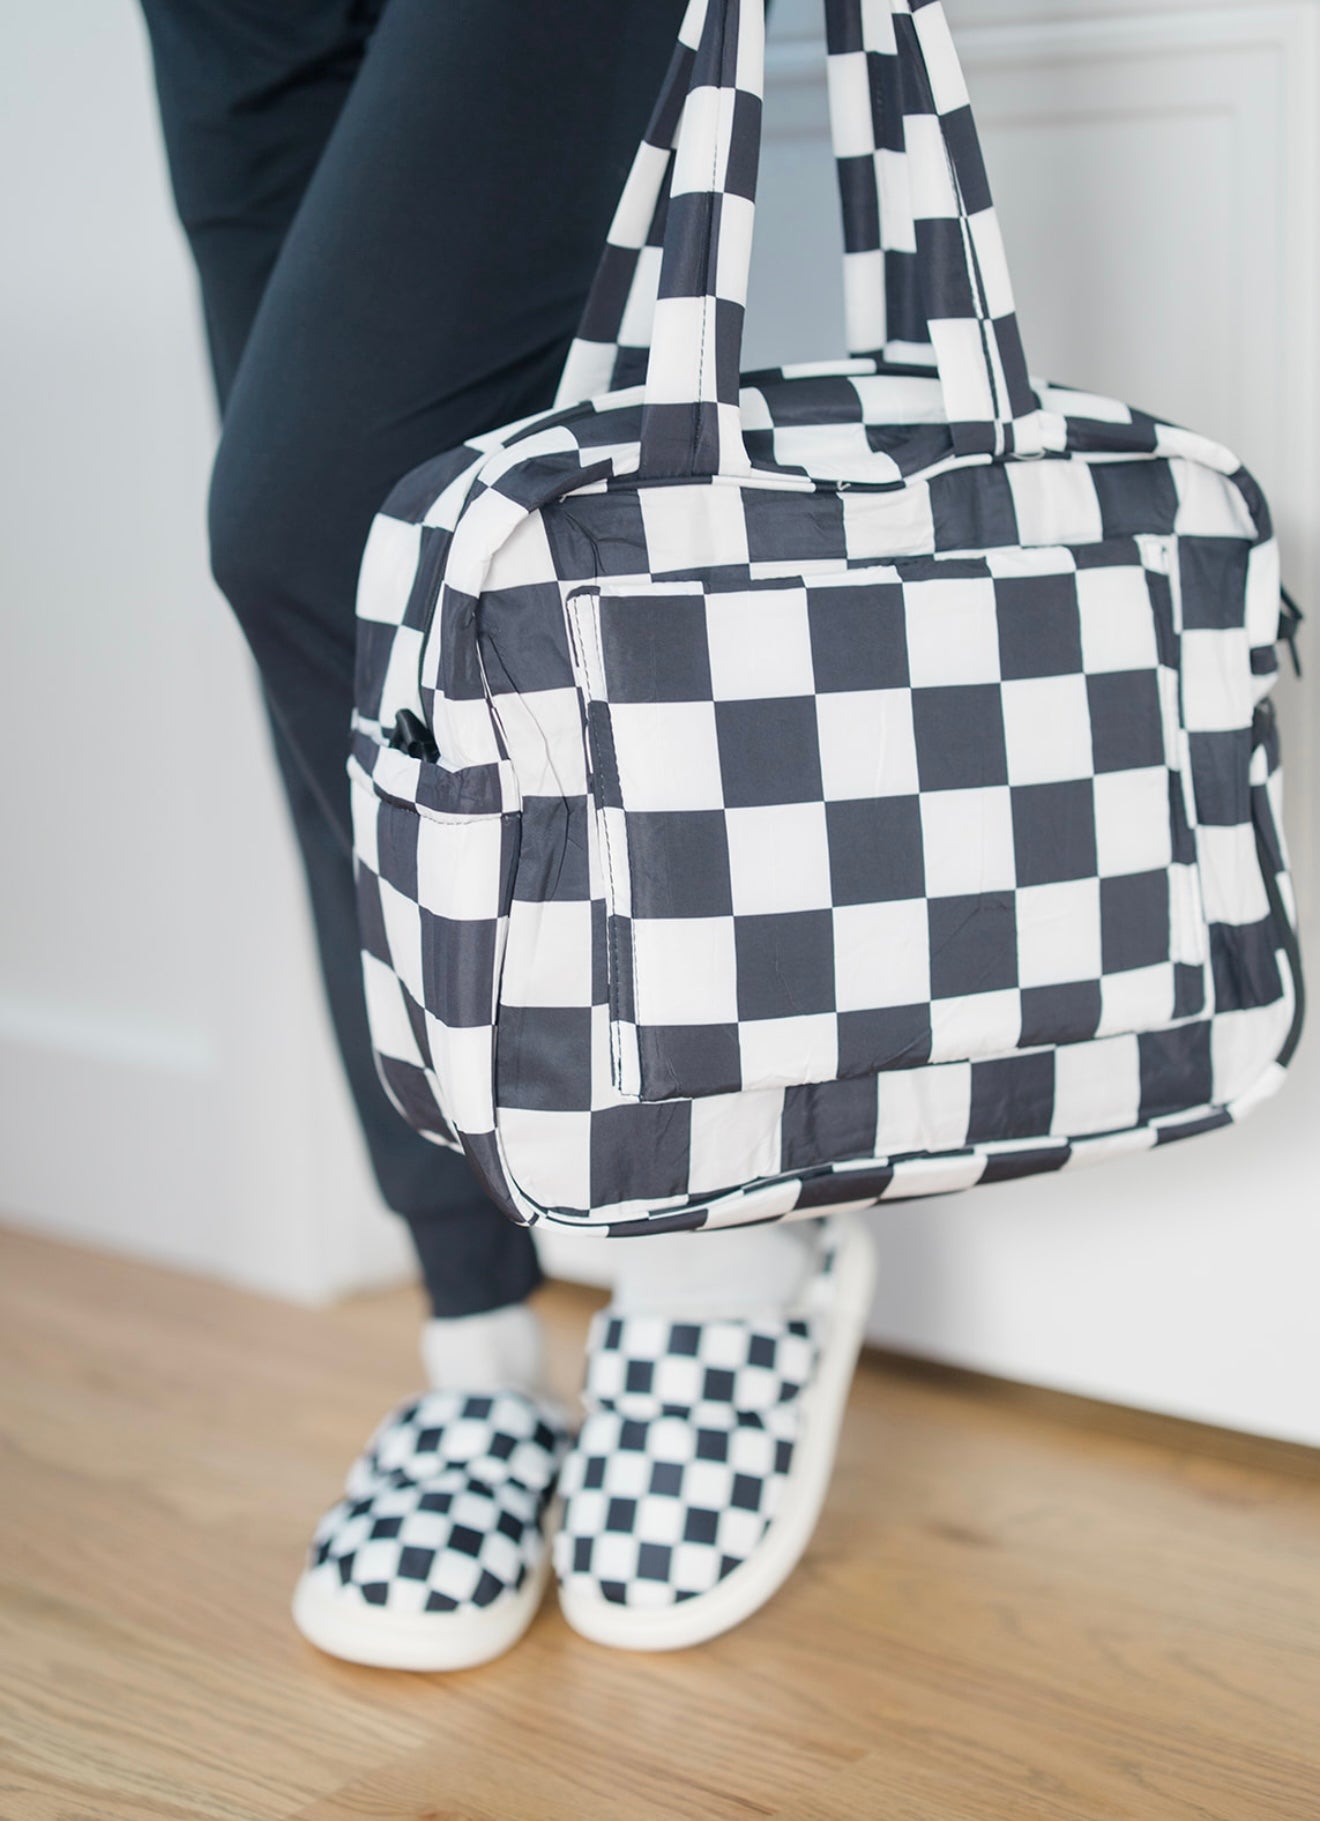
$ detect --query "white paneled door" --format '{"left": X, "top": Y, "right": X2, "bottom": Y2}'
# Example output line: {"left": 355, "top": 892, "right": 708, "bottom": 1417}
{"left": 2, "top": 2, "right": 1315, "bottom": 1440}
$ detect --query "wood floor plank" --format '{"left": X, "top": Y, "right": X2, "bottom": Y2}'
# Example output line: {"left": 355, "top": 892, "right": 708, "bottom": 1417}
{"left": 0, "top": 1578, "right": 426, "bottom": 1821}
{"left": 2, "top": 1220, "right": 1317, "bottom": 1821}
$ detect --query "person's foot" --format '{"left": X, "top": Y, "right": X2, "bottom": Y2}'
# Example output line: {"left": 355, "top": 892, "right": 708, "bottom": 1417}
{"left": 552, "top": 1210, "right": 876, "bottom": 1651}
{"left": 291, "top": 1307, "right": 571, "bottom": 1671}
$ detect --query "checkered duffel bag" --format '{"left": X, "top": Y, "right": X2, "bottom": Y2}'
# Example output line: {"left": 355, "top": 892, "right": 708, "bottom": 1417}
{"left": 349, "top": 0, "right": 1304, "bottom": 1235}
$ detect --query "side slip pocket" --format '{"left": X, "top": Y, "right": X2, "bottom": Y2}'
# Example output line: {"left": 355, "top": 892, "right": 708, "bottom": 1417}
{"left": 347, "top": 733, "right": 521, "bottom": 1140}
{"left": 1249, "top": 698, "right": 1306, "bottom": 1067}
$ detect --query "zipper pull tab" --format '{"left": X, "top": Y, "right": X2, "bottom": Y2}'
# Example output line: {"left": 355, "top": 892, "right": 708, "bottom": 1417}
{"left": 389, "top": 708, "right": 440, "bottom": 762}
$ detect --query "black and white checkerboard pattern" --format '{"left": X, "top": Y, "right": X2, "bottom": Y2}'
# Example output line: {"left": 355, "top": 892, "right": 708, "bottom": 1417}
{"left": 565, "top": 538, "right": 1207, "bottom": 1105}
{"left": 346, "top": 0, "right": 1302, "bottom": 1236}
{"left": 559, "top": 0, "right": 1046, "bottom": 463}
{"left": 304, "top": 1389, "right": 570, "bottom": 1615}
{"left": 553, "top": 1210, "right": 846, "bottom": 1609}
{"left": 824, "top": 0, "right": 1042, "bottom": 452}
{"left": 553, "top": 1313, "right": 813, "bottom": 1608}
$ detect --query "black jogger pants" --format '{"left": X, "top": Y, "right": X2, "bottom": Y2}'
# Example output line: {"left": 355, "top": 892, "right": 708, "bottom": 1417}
{"left": 139, "top": 0, "right": 687, "bottom": 1316}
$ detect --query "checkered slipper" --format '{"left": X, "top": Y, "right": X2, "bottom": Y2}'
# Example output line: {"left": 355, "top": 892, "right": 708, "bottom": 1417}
{"left": 553, "top": 1210, "right": 876, "bottom": 1651}
{"left": 291, "top": 1387, "right": 572, "bottom": 1671}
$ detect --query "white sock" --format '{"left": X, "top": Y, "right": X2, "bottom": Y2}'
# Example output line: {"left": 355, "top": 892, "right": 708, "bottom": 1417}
{"left": 420, "top": 1301, "right": 550, "bottom": 1398}
{"left": 608, "top": 1219, "right": 819, "bottom": 1320}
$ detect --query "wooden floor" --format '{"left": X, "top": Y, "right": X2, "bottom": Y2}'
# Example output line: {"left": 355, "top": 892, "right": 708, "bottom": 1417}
{"left": 2, "top": 1227, "right": 1318, "bottom": 1821}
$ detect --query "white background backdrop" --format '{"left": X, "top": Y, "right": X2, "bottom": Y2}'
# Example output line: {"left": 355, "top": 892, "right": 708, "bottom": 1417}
{"left": 2, "top": 0, "right": 1317, "bottom": 1443}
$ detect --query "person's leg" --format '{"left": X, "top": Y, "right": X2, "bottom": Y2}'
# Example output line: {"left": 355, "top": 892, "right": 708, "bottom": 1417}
{"left": 201, "top": 0, "right": 686, "bottom": 1312}
{"left": 141, "top": 0, "right": 529, "bottom": 1316}
{"left": 139, "top": 0, "right": 386, "bottom": 412}
{"left": 141, "top": 0, "right": 684, "bottom": 1315}
{"left": 141, "top": 0, "right": 505, "bottom": 1312}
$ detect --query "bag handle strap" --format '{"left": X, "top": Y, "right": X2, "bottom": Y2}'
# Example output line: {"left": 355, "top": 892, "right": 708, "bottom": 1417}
{"left": 553, "top": 24, "right": 697, "bottom": 409}
{"left": 555, "top": 0, "right": 1051, "bottom": 472}
{"left": 828, "top": 0, "right": 932, "bottom": 360}
{"left": 555, "top": 0, "right": 760, "bottom": 477}
{"left": 826, "top": 0, "right": 1043, "bottom": 452}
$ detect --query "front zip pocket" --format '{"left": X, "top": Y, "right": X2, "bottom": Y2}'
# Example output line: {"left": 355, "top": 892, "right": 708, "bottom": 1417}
{"left": 566, "top": 536, "right": 1208, "bottom": 1103}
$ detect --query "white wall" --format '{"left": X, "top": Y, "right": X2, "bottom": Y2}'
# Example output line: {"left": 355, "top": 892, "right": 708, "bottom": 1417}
{"left": 2, "top": 2, "right": 1316, "bottom": 1442}
{"left": 0, "top": 4, "right": 415, "bottom": 1301}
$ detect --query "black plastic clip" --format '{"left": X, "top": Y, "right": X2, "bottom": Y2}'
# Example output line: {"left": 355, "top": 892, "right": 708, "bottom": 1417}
{"left": 1280, "top": 587, "right": 1304, "bottom": 679}
{"left": 388, "top": 708, "right": 440, "bottom": 762}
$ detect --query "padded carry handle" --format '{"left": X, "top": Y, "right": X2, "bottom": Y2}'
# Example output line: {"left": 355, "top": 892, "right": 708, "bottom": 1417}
{"left": 554, "top": 0, "right": 1050, "bottom": 472}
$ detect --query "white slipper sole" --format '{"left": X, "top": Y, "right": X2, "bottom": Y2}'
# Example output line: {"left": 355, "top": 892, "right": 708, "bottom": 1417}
{"left": 291, "top": 1545, "right": 551, "bottom": 1672}
{"left": 555, "top": 1211, "right": 878, "bottom": 1652}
